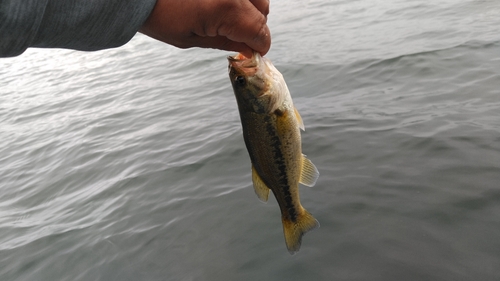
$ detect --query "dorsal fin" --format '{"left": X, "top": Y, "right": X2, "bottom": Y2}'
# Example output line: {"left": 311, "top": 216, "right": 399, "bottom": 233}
{"left": 299, "top": 155, "right": 319, "bottom": 187}
{"left": 294, "top": 106, "right": 305, "bottom": 131}
{"left": 252, "top": 165, "right": 270, "bottom": 202}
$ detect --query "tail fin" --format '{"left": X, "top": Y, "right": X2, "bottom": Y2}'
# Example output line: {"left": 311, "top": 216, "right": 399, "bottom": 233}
{"left": 282, "top": 209, "right": 319, "bottom": 254}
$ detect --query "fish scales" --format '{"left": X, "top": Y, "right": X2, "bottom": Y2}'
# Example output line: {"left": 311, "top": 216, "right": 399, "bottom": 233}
{"left": 228, "top": 52, "right": 320, "bottom": 254}
{"left": 243, "top": 111, "right": 300, "bottom": 222}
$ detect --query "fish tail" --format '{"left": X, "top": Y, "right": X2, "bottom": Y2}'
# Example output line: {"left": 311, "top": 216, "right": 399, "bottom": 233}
{"left": 282, "top": 209, "right": 319, "bottom": 254}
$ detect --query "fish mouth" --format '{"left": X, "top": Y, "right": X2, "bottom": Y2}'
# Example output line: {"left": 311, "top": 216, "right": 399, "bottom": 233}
{"left": 227, "top": 53, "right": 248, "bottom": 61}
{"left": 227, "top": 52, "right": 260, "bottom": 68}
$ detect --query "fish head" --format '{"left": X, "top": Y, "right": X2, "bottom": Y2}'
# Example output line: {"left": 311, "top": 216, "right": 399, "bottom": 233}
{"left": 228, "top": 52, "right": 287, "bottom": 114}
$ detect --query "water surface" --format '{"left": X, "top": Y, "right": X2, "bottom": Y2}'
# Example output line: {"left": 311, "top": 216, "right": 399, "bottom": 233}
{"left": 1, "top": 0, "right": 500, "bottom": 280}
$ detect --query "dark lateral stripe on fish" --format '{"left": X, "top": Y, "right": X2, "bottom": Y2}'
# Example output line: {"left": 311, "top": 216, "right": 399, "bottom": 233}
{"left": 263, "top": 115, "right": 298, "bottom": 222}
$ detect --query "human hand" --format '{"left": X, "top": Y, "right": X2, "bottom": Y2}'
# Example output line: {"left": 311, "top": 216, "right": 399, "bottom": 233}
{"left": 139, "top": 0, "right": 271, "bottom": 57}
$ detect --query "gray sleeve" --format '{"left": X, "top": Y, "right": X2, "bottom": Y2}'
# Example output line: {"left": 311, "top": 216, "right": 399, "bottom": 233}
{"left": 0, "top": 0, "right": 157, "bottom": 57}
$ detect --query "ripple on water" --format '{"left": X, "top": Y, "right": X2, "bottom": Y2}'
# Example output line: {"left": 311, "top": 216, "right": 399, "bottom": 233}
{"left": 2, "top": 1, "right": 500, "bottom": 280}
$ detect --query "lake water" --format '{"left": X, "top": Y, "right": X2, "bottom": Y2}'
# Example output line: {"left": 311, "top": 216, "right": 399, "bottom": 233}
{"left": 1, "top": 0, "right": 500, "bottom": 280}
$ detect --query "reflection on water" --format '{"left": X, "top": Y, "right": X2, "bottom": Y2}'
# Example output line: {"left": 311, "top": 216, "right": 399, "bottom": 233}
{"left": 1, "top": 0, "right": 500, "bottom": 280}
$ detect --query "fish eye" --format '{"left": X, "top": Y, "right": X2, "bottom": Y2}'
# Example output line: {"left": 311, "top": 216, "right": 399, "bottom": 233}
{"left": 235, "top": 76, "right": 246, "bottom": 86}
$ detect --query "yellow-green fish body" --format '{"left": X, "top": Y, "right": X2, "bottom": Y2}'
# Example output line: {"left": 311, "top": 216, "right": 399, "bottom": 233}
{"left": 228, "top": 52, "right": 319, "bottom": 254}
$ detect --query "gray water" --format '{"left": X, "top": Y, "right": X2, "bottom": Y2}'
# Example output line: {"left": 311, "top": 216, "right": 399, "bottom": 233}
{"left": 1, "top": 0, "right": 500, "bottom": 280}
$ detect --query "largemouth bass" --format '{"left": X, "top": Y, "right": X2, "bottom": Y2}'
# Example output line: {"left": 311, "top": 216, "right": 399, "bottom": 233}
{"left": 228, "top": 52, "right": 320, "bottom": 254}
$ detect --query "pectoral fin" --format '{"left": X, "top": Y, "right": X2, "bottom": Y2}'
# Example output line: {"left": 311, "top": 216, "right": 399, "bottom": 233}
{"left": 294, "top": 106, "right": 305, "bottom": 131}
{"left": 299, "top": 155, "right": 319, "bottom": 187}
{"left": 252, "top": 165, "right": 270, "bottom": 202}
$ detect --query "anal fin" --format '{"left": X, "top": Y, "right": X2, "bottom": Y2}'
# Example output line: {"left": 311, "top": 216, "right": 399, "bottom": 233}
{"left": 252, "top": 165, "right": 270, "bottom": 202}
{"left": 299, "top": 155, "right": 319, "bottom": 187}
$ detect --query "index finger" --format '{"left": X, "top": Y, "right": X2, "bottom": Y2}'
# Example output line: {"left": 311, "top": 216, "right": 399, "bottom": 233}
{"left": 217, "top": 1, "right": 271, "bottom": 55}
{"left": 250, "top": 0, "right": 270, "bottom": 17}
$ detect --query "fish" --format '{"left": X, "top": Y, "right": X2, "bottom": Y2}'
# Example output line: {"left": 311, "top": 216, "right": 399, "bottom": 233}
{"left": 227, "top": 52, "right": 320, "bottom": 254}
